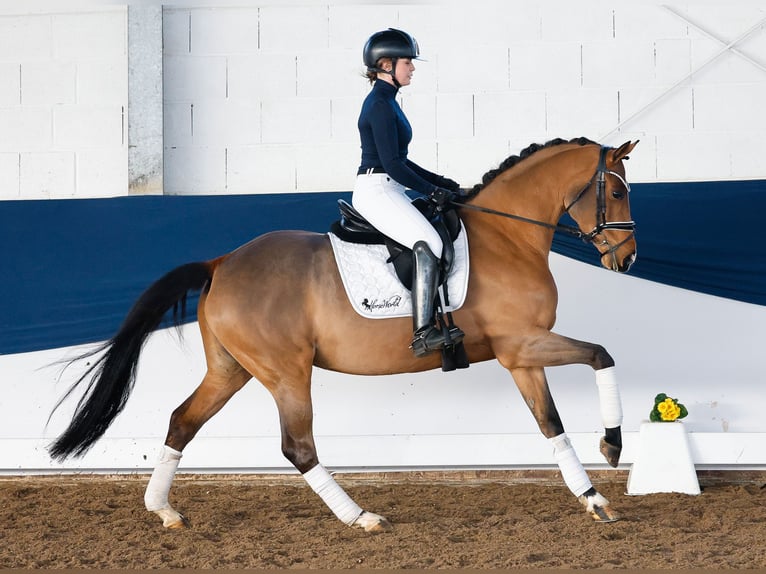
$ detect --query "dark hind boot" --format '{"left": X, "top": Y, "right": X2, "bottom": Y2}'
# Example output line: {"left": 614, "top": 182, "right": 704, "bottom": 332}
{"left": 409, "top": 241, "right": 464, "bottom": 358}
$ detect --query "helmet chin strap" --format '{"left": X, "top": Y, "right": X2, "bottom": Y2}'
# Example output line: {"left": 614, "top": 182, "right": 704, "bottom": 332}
{"left": 374, "top": 58, "right": 401, "bottom": 88}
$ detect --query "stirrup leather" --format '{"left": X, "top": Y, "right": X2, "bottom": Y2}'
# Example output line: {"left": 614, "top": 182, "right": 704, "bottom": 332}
{"left": 410, "top": 325, "right": 465, "bottom": 358}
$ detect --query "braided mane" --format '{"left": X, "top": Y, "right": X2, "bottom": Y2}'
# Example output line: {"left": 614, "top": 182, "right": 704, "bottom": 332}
{"left": 463, "top": 136, "right": 598, "bottom": 201}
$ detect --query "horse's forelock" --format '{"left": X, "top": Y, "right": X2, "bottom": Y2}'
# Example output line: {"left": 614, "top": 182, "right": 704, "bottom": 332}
{"left": 464, "top": 136, "right": 598, "bottom": 200}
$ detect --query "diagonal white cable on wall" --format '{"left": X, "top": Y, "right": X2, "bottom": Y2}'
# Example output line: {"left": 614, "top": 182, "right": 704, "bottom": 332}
{"left": 663, "top": 6, "right": 766, "bottom": 75}
{"left": 600, "top": 11, "right": 766, "bottom": 140}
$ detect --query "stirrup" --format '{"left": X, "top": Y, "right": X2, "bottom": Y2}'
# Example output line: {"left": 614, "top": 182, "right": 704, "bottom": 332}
{"left": 410, "top": 325, "right": 465, "bottom": 358}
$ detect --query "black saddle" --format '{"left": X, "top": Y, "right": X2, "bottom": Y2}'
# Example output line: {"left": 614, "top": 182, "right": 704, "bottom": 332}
{"left": 329, "top": 197, "right": 462, "bottom": 289}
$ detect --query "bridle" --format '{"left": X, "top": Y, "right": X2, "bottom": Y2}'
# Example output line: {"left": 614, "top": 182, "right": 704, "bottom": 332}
{"left": 450, "top": 145, "right": 635, "bottom": 256}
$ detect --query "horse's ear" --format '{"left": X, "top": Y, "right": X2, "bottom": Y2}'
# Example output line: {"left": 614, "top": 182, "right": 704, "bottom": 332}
{"left": 610, "top": 140, "right": 639, "bottom": 163}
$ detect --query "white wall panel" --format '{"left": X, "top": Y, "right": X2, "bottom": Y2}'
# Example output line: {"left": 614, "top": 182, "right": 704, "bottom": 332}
{"left": 228, "top": 53, "right": 297, "bottom": 100}
{"left": 435, "top": 93, "right": 473, "bottom": 140}
{"left": 0, "top": 15, "right": 52, "bottom": 62}
{"left": 0, "top": 63, "right": 19, "bottom": 105}
{"left": 19, "top": 151, "right": 75, "bottom": 198}
{"left": 295, "top": 142, "right": 359, "bottom": 192}
{"left": 540, "top": 2, "right": 614, "bottom": 42}
{"left": 53, "top": 105, "right": 123, "bottom": 149}
{"left": 227, "top": 144, "right": 296, "bottom": 194}
{"left": 192, "top": 100, "right": 261, "bottom": 146}
{"left": 52, "top": 11, "right": 126, "bottom": 60}
{"left": 509, "top": 42, "right": 582, "bottom": 91}
{"left": 77, "top": 148, "right": 129, "bottom": 198}
{"left": 613, "top": 4, "right": 688, "bottom": 41}
{"left": 20, "top": 61, "right": 76, "bottom": 105}
{"left": 78, "top": 59, "right": 128, "bottom": 105}
{"left": 330, "top": 96, "right": 363, "bottom": 143}
{"left": 582, "top": 41, "right": 656, "bottom": 89}
{"left": 693, "top": 83, "right": 766, "bottom": 132}
{"left": 474, "top": 91, "right": 547, "bottom": 139}
{"left": 0, "top": 108, "right": 51, "bottom": 151}
{"left": 297, "top": 50, "right": 367, "bottom": 99}
{"left": 400, "top": 93, "right": 436, "bottom": 139}
{"left": 163, "top": 8, "right": 191, "bottom": 55}
{"left": 163, "top": 54, "right": 226, "bottom": 102}
{"left": 656, "top": 132, "right": 733, "bottom": 181}
{"left": 0, "top": 153, "right": 19, "bottom": 198}
{"left": 164, "top": 146, "right": 226, "bottom": 194}
{"left": 261, "top": 98, "right": 330, "bottom": 144}
{"left": 545, "top": 88, "right": 618, "bottom": 137}
{"left": 190, "top": 8, "right": 259, "bottom": 55}
{"left": 437, "top": 44, "right": 508, "bottom": 94}
{"left": 258, "top": 5, "right": 328, "bottom": 52}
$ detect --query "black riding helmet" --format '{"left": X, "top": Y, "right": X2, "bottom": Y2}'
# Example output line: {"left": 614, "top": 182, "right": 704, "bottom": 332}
{"left": 363, "top": 28, "right": 420, "bottom": 87}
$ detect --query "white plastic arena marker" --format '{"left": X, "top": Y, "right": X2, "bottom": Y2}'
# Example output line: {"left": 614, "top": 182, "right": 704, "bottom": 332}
{"left": 627, "top": 421, "right": 700, "bottom": 495}
{"left": 549, "top": 433, "right": 592, "bottom": 497}
{"left": 144, "top": 445, "right": 182, "bottom": 511}
{"left": 595, "top": 366, "right": 623, "bottom": 428}
{"left": 303, "top": 464, "right": 364, "bottom": 525}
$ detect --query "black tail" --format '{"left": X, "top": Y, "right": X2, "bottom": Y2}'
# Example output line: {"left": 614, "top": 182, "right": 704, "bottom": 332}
{"left": 48, "top": 261, "right": 214, "bottom": 461}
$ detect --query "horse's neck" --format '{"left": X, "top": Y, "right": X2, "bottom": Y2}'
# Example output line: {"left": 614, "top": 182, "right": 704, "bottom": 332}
{"left": 469, "top": 146, "right": 593, "bottom": 246}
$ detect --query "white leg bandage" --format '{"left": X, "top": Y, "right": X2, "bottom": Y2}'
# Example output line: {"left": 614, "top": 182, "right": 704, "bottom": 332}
{"left": 596, "top": 366, "right": 623, "bottom": 428}
{"left": 550, "top": 433, "right": 592, "bottom": 497}
{"left": 144, "top": 445, "right": 182, "bottom": 511}
{"left": 303, "top": 464, "right": 363, "bottom": 525}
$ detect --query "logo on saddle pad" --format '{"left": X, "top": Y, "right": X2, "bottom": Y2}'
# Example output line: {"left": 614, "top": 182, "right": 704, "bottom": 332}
{"left": 361, "top": 295, "right": 403, "bottom": 312}
{"left": 328, "top": 230, "right": 469, "bottom": 320}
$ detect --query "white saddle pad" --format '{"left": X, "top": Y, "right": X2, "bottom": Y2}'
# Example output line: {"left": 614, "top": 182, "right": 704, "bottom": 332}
{"left": 328, "top": 227, "right": 469, "bottom": 319}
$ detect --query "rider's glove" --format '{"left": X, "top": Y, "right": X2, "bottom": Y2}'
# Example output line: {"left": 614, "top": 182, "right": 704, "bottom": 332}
{"left": 429, "top": 186, "right": 454, "bottom": 208}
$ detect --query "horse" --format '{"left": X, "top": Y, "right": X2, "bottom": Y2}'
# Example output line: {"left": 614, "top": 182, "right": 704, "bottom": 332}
{"left": 49, "top": 137, "right": 639, "bottom": 532}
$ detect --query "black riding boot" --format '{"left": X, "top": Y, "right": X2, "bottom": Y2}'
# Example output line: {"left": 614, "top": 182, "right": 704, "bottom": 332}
{"left": 409, "top": 241, "right": 465, "bottom": 358}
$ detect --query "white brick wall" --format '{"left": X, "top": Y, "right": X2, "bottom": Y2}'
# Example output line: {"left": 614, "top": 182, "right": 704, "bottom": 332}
{"left": 2, "top": 1, "right": 765, "bottom": 198}
{"left": 0, "top": 7, "right": 127, "bottom": 199}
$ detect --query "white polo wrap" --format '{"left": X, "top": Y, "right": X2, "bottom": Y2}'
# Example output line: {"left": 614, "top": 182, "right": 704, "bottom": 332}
{"left": 550, "top": 433, "right": 592, "bottom": 497}
{"left": 596, "top": 366, "right": 623, "bottom": 428}
{"left": 303, "top": 464, "right": 363, "bottom": 525}
{"left": 144, "top": 445, "right": 182, "bottom": 511}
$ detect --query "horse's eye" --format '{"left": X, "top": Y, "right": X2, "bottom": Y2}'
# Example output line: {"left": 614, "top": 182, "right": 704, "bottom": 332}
{"left": 612, "top": 190, "right": 625, "bottom": 200}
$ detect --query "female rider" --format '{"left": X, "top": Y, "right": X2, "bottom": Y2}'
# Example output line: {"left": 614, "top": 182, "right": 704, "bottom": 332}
{"left": 352, "top": 28, "right": 464, "bottom": 358}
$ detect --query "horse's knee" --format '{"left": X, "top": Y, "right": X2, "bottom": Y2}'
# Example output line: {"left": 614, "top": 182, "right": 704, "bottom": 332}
{"left": 281, "top": 437, "right": 318, "bottom": 474}
{"left": 592, "top": 345, "right": 615, "bottom": 370}
{"left": 165, "top": 409, "right": 197, "bottom": 451}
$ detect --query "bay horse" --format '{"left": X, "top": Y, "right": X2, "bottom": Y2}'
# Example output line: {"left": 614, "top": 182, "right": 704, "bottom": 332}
{"left": 50, "top": 137, "right": 638, "bottom": 532}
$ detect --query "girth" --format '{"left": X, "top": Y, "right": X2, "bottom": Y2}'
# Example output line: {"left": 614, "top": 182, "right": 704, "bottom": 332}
{"left": 329, "top": 198, "right": 462, "bottom": 289}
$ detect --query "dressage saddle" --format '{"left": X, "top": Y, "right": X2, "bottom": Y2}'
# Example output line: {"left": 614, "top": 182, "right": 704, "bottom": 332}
{"left": 329, "top": 197, "right": 462, "bottom": 290}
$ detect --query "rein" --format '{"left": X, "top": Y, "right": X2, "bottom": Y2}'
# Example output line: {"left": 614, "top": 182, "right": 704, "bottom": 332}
{"left": 450, "top": 145, "right": 635, "bottom": 251}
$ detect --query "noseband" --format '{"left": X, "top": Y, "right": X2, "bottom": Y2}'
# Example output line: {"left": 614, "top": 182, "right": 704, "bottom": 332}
{"left": 452, "top": 145, "right": 635, "bottom": 255}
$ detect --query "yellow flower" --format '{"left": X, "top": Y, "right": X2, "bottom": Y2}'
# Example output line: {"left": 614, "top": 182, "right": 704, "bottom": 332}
{"left": 659, "top": 399, "right": 681, "bottom": 421}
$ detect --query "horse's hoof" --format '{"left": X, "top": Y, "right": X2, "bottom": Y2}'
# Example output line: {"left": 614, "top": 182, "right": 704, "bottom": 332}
{"left": 152, "top": 507, "right": 190, "bottom": 529}
{"left": 599, "top": 436, "right": 621, "bottom": 468}
{"left": 579, "top": 492, "right": 620, "bottom": 523}
{"left": 588, "top": 504, "right": 620, "bottom": 523}
{"left": 353, "top": 511, "right": 392, "bottom": 533}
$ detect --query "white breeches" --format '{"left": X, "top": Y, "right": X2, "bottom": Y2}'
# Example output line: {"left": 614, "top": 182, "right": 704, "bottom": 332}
{"left": 352, "top": 173, "right": 443, "bottom": 257}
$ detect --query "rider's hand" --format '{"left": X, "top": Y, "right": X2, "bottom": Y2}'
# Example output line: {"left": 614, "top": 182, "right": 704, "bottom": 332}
{"left": 429, "top": 186, "right": 454, "bottom": 207}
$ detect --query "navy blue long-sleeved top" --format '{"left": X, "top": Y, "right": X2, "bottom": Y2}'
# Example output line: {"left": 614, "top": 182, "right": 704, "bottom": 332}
{"left": 357, "top": 79, "right": 444, "bottom": 194}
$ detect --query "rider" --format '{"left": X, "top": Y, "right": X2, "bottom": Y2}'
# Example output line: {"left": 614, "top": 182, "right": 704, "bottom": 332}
{"left": 352, "top": 28, "right": 464, "bottom": 358}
